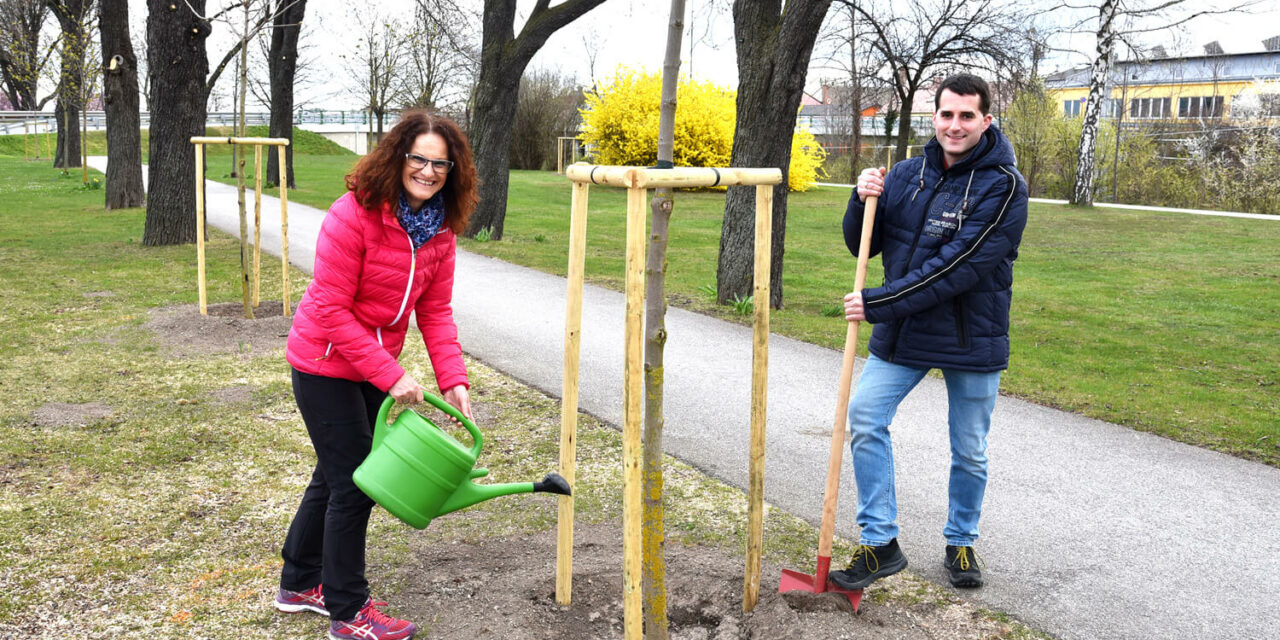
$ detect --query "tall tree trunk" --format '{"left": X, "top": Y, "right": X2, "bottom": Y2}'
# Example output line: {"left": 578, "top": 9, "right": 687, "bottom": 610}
{"left": 143, "top": 0, "right": 210, "bottom": 246}
{"left": 98, "top": 0, "right": 144, "bottom": 209}
{"left": 894, "top": 92, "right": 914, "bottom": 163}
{"left": 268, "top": 0, "right": 305, "bottom": 188}
{"left": 53, "top": 99, "right": 80, "bottom": 168}
{"left": 642, "top": 5, "right": 684, "bottom": 637}
{"left": 715, "top": 0, "right": 832, "bottom": 309}
{"left": 49, "top": 0, "right": 88, "bottom": 169}
{"left": 1072, "top": 0, "right": 1116, "bottom": 207}
{"left": 848, "top": 7, "right": 862, "bottom": 183}
{"left": 466, "top": 0, "right": 609, "bottom": 240}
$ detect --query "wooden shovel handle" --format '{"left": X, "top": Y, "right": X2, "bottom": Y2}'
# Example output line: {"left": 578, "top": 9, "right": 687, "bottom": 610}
{"left": 816, "top": 196, "right": 878, "bottom": 574}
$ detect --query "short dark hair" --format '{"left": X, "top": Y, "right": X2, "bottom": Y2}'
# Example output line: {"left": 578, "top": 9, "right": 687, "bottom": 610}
{"left": 934, "top": 74, "right": 991, "bottom": 114}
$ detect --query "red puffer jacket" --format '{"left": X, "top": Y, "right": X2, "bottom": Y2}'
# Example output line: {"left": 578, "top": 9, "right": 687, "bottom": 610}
{"left": 286, "top": 191, "right": 468, "bottom": 393}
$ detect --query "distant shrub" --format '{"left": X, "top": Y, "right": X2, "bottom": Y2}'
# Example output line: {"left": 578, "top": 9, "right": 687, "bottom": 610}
{"left": 578, "top": 68, "right": 826, "bottom": 190}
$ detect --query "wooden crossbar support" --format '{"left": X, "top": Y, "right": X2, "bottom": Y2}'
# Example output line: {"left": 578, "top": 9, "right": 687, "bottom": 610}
{"left": 558, "top": 165, "right": 782, "bottom": 637}
{"left": 191, "top": 136, "right": 291, "bottom": 317}
{"left": 565, "top": 164, "right": 781, "bottom": 190}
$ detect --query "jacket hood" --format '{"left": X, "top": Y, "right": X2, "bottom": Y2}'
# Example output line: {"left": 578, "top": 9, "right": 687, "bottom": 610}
{"left": 923, "top": 122, "right": 1016, "bottom": 174}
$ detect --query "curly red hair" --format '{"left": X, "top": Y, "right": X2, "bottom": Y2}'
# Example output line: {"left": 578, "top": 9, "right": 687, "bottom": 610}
{"left": 344, "top": 110, "right": 479, "bottom": 234}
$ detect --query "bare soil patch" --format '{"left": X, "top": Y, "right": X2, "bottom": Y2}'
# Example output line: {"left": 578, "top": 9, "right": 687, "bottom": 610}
{"left": 30, "top": 402, "right": 115, "bottom": 428}
{"left": 144, "top": 301, "right": 294, "bottom": 358}
{"left": 138, "top": 302, "right": 1019, "bottom": 639}
{"left": 396, "top": 521, "right": 1013, "bottom": 640}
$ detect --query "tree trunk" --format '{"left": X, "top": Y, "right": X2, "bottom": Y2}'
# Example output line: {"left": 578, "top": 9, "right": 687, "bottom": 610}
{"left": 1072, "top": 0, "right": 1116, "bottom": 207}
{"left": 894, "top": 92, "right": 914, "bottom": 163}
{"left": 642, "top": 5, "right": 684, "bottom": 636}
{"left": 848, "top": 7, "right": 861, "bottom": 181}
{"left": 1, "top": 1, "right": 46, "bottom": 111}
{"left": 98, "top": 0, "right": 144, "bottom": 209}
{"left": 53, "top": 100, "right": 81, "bottom": 168}
{"left": 267, "top": 0, "right": 305, "bottom": 188}
{"left": 143, "top": 0, "right": 210, "bottom": 246}
{"left": 466, "top": 0, "right": 609, "bottom": 240}
{"left": 49, "top": 0, "right": 88, "bottom": 169}
{"left": 715, "top": 0, "right": 832, "bottom": 309}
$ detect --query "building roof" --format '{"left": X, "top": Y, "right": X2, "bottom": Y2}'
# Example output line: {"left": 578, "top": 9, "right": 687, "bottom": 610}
{"left": 1046, "top": 49, "right": 1280, "bottom": 89}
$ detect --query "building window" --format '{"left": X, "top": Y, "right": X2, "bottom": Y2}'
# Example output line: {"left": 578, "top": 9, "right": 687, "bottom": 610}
{"left": 1178, "top": 96, "right": 1224, "bottom": 118}
{"left": 1129, "top": 97, "right": 1171, "bottom": 119}
{"left": 1262, "top": 94, "right": 1280, "bottom": 117}
{"left": 1105, "top": 98, "right": 1123, "bottom": 118}
{"left": 1063, "top": 100, "right": 1082, "bottom": 117}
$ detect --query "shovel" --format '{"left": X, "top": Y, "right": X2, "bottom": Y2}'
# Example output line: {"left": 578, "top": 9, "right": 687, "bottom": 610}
{"left": 779, "top": 195, "right": 878, "bottom": 611}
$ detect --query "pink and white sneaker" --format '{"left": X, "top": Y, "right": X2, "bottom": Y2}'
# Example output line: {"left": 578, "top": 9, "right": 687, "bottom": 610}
{"left": 328, "top": 598, "right": 417, "bottom": 640}
{"left": 273, "top": 584, "right": 328, "bottom": 616}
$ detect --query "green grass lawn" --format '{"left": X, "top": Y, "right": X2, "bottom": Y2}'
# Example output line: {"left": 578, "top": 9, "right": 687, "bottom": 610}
{"left": 204, "top": 161, "right": 1279, "bottom": 465}
{"left": 0, "top": 155, "right": 1045, "bottom": 637}
{"left": 14, "top": 135, "right": 1277, "bottom": 466}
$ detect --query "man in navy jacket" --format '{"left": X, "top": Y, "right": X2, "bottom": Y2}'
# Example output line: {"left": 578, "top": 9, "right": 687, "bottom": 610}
{"left": 829, "top": 74, "right": 1028, "bottom": 591}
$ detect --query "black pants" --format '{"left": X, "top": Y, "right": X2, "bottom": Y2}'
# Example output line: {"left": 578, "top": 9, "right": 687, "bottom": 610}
{"left": 280, "top": 368, "right": 386, "bottom": 621}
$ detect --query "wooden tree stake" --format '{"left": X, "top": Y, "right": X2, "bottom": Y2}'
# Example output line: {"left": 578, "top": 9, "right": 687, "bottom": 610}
{"left": 557, "top": 180, "right": 590, "bottom": 605}
{"left": 744, "top": 183, "right": 773, "bottom": 611}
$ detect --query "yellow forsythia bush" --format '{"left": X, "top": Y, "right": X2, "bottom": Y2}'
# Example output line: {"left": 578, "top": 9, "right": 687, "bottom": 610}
{"left": 579, "top": 68, "right": 826, "bottom": 190}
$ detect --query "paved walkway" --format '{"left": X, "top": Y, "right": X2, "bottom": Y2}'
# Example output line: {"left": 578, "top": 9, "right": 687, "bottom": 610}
{"left": 99, "top": 158, "right": 1280, "bottom": 639}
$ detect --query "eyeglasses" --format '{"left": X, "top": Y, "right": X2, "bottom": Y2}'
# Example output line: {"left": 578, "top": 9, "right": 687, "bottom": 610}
{"left": 405, "top": 153, "right": 454, "bottom": 173}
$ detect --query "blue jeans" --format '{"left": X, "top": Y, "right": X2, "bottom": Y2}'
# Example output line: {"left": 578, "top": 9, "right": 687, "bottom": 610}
{"left": 848, "top": 354, "right": 1001, "bottom": 547}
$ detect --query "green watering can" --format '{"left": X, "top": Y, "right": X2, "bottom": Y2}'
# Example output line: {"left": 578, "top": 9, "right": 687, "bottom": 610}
{"left": 353, "top": 393, "right": 571, "bottom": 530}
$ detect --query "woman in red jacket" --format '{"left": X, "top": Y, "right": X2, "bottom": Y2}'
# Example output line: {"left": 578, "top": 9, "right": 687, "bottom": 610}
{"left": 273, "top": 110, "right": 478, "bottom": 640}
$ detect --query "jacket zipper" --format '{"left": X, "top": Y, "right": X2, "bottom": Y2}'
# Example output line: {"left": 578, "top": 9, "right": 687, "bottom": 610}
{"left": 316, "top": 228, "right": 417, "bottom": 361}
{"left": 954, "top": 297, "right": 969, "bottom": 349}
{"left": 390, "top": 229, "right": 417, "bottom": 327}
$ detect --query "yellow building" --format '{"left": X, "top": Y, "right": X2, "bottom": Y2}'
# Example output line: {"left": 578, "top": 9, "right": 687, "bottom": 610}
{"left": 1045, "top": 38, "right": 1280, "bottom": 122}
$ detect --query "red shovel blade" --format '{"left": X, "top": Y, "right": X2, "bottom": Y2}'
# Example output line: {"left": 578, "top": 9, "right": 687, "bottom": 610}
{"left": 779, "top": 568, "right": 863, "bottom": 612}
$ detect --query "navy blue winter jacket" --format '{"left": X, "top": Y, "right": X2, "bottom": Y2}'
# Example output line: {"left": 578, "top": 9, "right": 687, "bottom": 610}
{"left": 843, "top": 123, "right": 1028, "bottom": 372}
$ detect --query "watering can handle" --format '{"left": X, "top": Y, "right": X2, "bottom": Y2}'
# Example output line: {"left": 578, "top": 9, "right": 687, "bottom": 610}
{"left": 374, "top": 393, "right": 484, "bottom": 458}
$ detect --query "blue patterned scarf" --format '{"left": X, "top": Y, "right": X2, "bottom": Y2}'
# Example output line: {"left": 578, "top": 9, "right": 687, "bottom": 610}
{"left": 395, "top": 191, "right": 446, "bottom": 250}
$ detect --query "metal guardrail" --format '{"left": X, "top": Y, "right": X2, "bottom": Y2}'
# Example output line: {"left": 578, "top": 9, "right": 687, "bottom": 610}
{"left": 0, "top": 109, "right": 385, "bottom": 135}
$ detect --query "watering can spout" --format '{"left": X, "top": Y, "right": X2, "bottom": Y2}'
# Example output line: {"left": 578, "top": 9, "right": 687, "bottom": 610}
{"left": 438, "top": 472, "right": 572, "bottom": 517}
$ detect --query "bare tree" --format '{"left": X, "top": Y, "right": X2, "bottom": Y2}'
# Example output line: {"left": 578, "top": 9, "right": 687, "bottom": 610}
{"left": 98, "top": 0, "right": 142, "bottom": 208}
{"left": 838, "top": 0, "right": 1032, "bottom": 164}
{"left": 509, "top": 69, "right": 581, "bottom": 170}
{"left": 815, "top": 2, "right": 888, "bottom": 181}
{"left": 0, "top": 0, "right": 55, "bottom": 110}
{"left": 141, "top": 0, "right": 296, "bottom": 246}
{"left": 465, "top": 0, "right": 610, "bottom": 240}
{"left": 402, "top": 0, "right": 477, "bottom": 114}
{"left": 1066, "top": 0, "right": 1261, "bottom": 206}
{"left": 341, "top": 6, "right": 404, "bottom": 138}
{"left": 641, "top": 10, "right": 685, "bottom": 638}
{"left": 46, "top": 0, "right": 96, "bottom": 169}
{"left": 715, "top": 0, "right": 832, "bottom": 309}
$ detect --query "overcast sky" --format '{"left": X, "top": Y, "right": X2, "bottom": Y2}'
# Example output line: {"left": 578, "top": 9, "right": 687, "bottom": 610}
{"left": 129, "top": 0, "right": 1280, "bottom": 111}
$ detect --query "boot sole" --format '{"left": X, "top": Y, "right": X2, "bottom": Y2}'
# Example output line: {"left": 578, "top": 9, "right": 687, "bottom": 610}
{"left": 829, "top": 556, "right": 909, "bottom": 590}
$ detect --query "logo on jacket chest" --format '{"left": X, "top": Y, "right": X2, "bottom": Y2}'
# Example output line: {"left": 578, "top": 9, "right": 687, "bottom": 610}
{"left": 924, "top": 192, "right": 964, "bottom": 240}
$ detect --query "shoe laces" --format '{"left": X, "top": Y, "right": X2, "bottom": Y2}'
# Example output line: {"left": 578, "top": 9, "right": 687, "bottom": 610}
{"left": 850, "top": 544, "right": 881, "bottom": 572}
{"left": 356, "top": 599, "right": 396, "bottom": 627}
{"left": 949, "top": 547, "right": 983, "bottom": 571}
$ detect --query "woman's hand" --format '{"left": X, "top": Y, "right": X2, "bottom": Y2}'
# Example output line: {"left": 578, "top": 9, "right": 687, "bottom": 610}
{"left": 442, "top": 385, "right": 472, "bottom": 423}
{"left": 389, "top": 373, "right": 425, "bottom": 404}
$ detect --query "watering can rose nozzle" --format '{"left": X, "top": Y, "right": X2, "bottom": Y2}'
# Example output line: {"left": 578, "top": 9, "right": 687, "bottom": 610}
{"left": 533, "top": 473, "right": 571, "bottom": 496}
